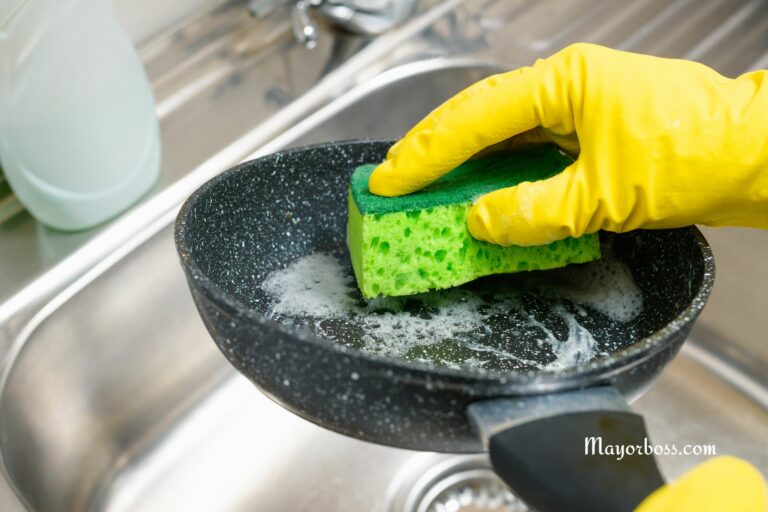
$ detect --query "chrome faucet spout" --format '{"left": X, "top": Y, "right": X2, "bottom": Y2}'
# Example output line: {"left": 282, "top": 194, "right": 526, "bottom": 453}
{"left": 291, "top": 0, "right": 320, "bottom": 49}
{"left": 249, "top": 0, "right": 415, "bottom": 47}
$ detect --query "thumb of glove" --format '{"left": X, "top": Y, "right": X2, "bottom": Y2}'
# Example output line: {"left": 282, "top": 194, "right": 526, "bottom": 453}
{"left": 467, "top": 161, "right": 592, "bottom": 246}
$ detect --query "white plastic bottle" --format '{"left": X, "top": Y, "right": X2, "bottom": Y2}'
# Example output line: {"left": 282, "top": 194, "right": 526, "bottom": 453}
{"left": 0, "top": 0, "right": 161, "bottom": 230}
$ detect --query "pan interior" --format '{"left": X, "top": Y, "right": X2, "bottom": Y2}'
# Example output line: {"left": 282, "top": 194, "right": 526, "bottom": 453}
{"left": 258, "top": 246, "right": 644, "bottom": 372}
{"left": 181, "top": 141, "right": 706, "bottom": 375}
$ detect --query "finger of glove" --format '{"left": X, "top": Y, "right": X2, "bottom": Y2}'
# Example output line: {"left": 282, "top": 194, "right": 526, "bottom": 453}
{"left": 467, "top": 161, "right": 591, "bottom": 246}
{"left": 472, "top": 127, "right": 554, "bottom": 158}
{"left": 370, "top": 65, "right": 561, "bottom": 197}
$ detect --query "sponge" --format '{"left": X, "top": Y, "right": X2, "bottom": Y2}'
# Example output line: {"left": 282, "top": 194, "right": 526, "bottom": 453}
{"left": 347, "top": 145, "right": 601, "bottom": 298}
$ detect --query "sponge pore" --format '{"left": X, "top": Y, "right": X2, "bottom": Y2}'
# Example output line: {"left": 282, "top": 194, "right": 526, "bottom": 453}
{"left": 347, "top": 145, "right": 601, "bottom": 298}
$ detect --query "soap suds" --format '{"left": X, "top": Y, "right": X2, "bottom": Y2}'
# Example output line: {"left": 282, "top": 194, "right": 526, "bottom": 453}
{"left": 264, "top": 253, "right": 357, "bottom": 317}
{"left": 261, "top": 251, "right": 643, "bottom": 372}
{"left": 538, "top": 255, "right": 643, "bottom": 323}
{"left": 264, "top": 253, "right": 497, "bottom": 358}
{"left": 528, "top": 307, "right": 600, "bottom": 370}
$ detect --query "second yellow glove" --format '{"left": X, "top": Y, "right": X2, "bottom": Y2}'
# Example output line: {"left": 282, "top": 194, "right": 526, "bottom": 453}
{"left": 635, "top": 456, "right": 766, "bottom": 512}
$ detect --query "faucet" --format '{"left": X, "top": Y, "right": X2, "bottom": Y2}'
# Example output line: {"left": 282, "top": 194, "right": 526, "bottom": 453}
{"left": 248, "top": 0, "right": 415, "bottom": 49}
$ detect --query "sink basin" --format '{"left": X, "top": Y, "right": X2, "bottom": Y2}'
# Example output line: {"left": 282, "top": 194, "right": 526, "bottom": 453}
{"left": 0, "top": 61, "right": 508, "bottom": 512}
{"left": 1, "top": 58, "right": 767, "bottom": 512}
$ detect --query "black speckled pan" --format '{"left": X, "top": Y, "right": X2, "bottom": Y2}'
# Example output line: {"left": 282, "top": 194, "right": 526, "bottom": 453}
{"left": 175, "top": 140, "right": 714, "bottom": 512}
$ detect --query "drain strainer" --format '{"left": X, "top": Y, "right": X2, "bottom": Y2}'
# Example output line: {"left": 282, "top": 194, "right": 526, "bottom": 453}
{"left": 386, "top": 454, "right": 528, "bottom": 512}
{"left": 417, "top": 467, "right": 526, "bottom": 512}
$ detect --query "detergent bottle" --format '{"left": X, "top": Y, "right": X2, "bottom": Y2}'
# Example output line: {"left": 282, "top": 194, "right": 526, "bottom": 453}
{"left": 0, "top": 0, "right": 161, "bottom": 230}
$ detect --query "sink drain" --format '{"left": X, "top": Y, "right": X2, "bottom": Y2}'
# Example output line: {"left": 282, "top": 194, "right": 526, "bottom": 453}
{"left": 417, "top": 467, "right": 526, "bottom": 512}
{"left": 386, "top": 455, "right": 528, "bottom": 512}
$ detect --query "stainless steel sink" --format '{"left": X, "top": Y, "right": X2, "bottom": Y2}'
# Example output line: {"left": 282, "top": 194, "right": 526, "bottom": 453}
{"left": 1, "top": 1, "right": 767, "bottom": 511}
{"left": 0, "top": 61, "right": 509, "bottom": 512}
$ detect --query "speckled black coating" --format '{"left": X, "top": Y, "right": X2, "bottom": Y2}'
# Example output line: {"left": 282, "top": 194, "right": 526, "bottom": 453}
{"left": 175, "top": 140, "right": 715, "bottom": 453}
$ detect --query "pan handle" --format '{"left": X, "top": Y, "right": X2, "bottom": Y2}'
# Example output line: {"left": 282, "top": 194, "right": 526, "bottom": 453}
{"left": 467, "top": 386, "right": 664, "bottom": 512}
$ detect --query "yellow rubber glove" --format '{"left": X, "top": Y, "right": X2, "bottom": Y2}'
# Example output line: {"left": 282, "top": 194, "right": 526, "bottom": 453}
{"left": 635, "top": 456, "right": 766, "bottom": 512}
{"left": 369, "top": 43, "right": 768, "bottom": 246}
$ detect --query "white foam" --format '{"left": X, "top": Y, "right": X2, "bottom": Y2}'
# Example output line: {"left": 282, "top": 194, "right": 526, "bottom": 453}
{"left": 261, "top": 251, "right": 639, "bottom": 371}
{"left": 262, "top": 252, "right": 357, "bottom": 318}
{"left": 541, "top": 256, "right": 643, "bottom": 323}
{"left": 264, "top": 254, "right": 495, "bottom": 358}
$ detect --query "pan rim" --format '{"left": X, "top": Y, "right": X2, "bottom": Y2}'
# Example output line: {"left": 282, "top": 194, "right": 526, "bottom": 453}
{"left": 174, "top": 140, "right": 715, "bottom": 388}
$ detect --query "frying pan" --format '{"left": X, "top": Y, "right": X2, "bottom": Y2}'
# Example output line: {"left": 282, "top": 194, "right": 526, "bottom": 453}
{"left": 175, "top": 140, "right": 714, "bottom": 512}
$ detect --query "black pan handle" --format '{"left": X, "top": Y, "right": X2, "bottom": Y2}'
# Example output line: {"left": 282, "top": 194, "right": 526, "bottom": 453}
{"left": 468, "top": 387, "right": 664, "bottom": 512}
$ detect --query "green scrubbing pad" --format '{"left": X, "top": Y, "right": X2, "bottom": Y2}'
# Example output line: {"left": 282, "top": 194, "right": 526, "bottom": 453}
{"left": 347, "top": 145, "right": 601, "bottom": 298}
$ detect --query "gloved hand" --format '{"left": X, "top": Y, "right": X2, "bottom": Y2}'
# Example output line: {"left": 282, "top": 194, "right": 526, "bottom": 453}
{"left": 369, "top": 43, "right": 768, "bottom": 246}
{"left": 635, "top": 456, "right": 766, "bottom": 512}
